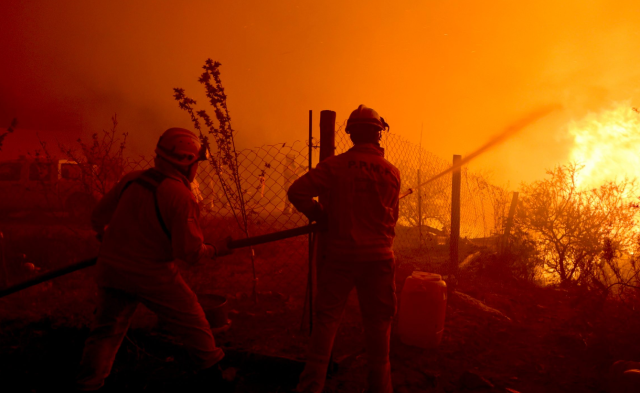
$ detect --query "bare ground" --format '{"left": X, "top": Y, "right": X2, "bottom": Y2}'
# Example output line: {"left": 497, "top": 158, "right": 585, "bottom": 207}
{"left": 1, "top": 220, "right": 640, "bottom": 392}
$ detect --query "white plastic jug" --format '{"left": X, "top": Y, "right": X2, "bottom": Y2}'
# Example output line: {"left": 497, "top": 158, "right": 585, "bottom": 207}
{"left": 398, "top": 271, "right": 447, "bottom": 349}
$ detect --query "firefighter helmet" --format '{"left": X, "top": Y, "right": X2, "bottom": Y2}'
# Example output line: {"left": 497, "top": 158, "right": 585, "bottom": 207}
{"left": 155, "top": 128, "right": 207, "bottom": 166}
{"left": 345, "top": 105, "right": 389, "bottom": 134}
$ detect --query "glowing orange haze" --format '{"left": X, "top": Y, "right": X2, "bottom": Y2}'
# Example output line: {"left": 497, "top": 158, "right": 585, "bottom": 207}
{"left": 1, "top": 0, "right": 640, "bottom": 186}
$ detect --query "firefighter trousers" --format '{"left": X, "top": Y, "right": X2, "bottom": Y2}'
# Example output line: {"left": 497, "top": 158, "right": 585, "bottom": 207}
{"left": 297, "top": 259, "right": 396, "bottom": 393}
{"left": 76, "top": 275, "right": 224, "bottom": 391}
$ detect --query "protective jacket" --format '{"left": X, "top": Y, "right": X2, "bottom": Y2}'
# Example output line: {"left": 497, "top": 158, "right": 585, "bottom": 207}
{"left": 288, "top": 143, "right": 400, "bottom": 262}
{"left": 91, "top": 158, "right": 216, "bottom": 291}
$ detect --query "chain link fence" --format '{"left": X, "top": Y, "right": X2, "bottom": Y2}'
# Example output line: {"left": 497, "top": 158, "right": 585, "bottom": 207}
{"left": 0, "top": 124, "right": 507, "bottom": 308}
{"left": 119, "top": 126, "right": 505, "bottom": 300}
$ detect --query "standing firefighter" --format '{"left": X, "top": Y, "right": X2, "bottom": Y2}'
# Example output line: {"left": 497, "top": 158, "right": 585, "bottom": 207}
{"left": 76, "top": 128, "right": 233, "bottom": 391}
{"left": 289, "top": 105, "right": 400, "bottom": 393}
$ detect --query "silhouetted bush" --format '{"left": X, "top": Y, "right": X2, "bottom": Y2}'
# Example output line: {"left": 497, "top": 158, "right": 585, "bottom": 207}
{"left": 515, "top": 163, "right": 640, "bottom": 297}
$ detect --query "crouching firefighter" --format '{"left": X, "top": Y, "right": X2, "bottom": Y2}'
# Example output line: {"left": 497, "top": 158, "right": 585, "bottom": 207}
{"left": 76, "top": 128, "right": 233, "bottom": 391}
{"left": 288, "top": 105, "right": 401, "bottom": 393}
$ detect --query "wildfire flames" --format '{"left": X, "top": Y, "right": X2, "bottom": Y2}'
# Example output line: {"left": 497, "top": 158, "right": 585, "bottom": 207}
{"left": 568, "top": 103, "right": 640, "bottom": 188}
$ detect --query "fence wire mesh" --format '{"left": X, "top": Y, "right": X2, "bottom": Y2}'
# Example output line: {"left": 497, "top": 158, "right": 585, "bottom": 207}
{"left": 7, "top": 126, "right": 501, "bottom": 301}
{"left": 117, "top": 128, "right": 505, "bottom": 299}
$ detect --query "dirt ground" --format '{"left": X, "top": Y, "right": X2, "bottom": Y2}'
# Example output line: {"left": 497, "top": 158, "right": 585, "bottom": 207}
{"left": 1, "top": 220, "right": 640, "bottom": 392}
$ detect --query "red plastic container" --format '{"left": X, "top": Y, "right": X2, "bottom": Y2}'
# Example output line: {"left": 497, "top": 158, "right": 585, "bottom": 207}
{"left": 398, "top": 272, "right": 447, "bottom": 349}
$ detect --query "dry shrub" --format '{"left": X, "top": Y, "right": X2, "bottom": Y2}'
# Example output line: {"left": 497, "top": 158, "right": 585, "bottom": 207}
{"left": 516, "top": 162, "right": 640, "bottom": 294}
{"left": 58, "top": 114, "right": 128, "bottom": 198}
{"left": 464, "top": 251, "right": 539, "bottom": 288}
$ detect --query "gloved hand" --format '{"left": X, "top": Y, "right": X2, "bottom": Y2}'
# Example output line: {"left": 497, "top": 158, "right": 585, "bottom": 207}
{"left": 214, "top": 236, "right": 233, "bottom": 257}
{"left": 305, "top": 202, "right": 328, "bottom": 230}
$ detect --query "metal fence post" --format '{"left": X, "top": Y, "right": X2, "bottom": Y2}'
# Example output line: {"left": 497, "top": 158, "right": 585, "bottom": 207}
{"left": 307, "top": 110, "right": 314, "bottom": 334}
{"left": 450, "top": 155, "right": 461, "bottom": 276}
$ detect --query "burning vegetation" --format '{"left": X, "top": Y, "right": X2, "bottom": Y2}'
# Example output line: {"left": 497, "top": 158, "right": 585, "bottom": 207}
{"left": 569, "top": 104, "right": 640, "bottom": 189}
{"left": 516, "top": 162, "right": 640, "bottom": 289}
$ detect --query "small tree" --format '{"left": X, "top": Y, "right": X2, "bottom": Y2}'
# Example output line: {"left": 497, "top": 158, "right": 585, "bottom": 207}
{"left": 58, "top": 115, "right": 128, "bottom": 198}
{"left": 29, "top": 115, "right": 127, "bottom": 219}
{"left": 173, "top": 59, "right": 259, "bottom": 301}
{"left": 173, "top": 60, "right": 248, "bottom": 232}
{"left": 516, "top": 162, "right": 639, "bottom": 289}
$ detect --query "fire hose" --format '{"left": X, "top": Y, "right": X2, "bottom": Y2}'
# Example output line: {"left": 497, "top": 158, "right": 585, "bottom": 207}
{"left": 0, "top": 104, "right": 559, "bottom": 299}
{"left": 0, "top": 224, "right": 322, "bottom": 299}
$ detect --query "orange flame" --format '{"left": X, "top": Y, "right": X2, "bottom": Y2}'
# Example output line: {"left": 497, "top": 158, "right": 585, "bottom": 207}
{"left": 568, "top": 103, "right": 640, "bottom": 188}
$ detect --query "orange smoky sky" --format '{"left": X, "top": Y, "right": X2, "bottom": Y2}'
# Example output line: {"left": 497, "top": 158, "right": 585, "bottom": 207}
{"left": 2, "top": 0, "right": 640, "bottom": 185}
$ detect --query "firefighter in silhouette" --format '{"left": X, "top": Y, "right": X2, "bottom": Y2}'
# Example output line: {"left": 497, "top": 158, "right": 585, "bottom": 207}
{"left": 76, "top": 128, "right": 233, "bottom": 391}
{"left": 288, "top": 105, "right": 400, "bottom": 393}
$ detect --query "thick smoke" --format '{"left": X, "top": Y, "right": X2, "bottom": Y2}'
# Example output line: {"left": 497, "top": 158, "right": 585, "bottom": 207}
{"left": 1, "top": 0, "right": 639, "bottom": 183}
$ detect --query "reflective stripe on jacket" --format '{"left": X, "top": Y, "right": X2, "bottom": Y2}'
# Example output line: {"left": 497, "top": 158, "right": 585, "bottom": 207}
{"left": 91, "top": 158, "right": 215, "bottom": 290}
{"left": 288, "top": 143, "right": 400, "bottom": 262}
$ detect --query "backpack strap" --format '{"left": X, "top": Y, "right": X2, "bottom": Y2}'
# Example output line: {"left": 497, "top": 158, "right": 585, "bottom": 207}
{"left": 119, "top": 168, "right": 171, "bottom": 239}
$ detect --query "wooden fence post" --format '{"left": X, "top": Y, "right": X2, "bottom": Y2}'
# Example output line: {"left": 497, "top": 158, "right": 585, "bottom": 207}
{"left": 319, "top": 111, "right": 336, "bottom": 162}
{"left": 317, "top": 111, "right": 336, "bottom": 271}
{"left": 450, "top": 155, "right": 461, "bottom": 276}
{"left": 305, "top": 110, "right": 335, "bottom": 335}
